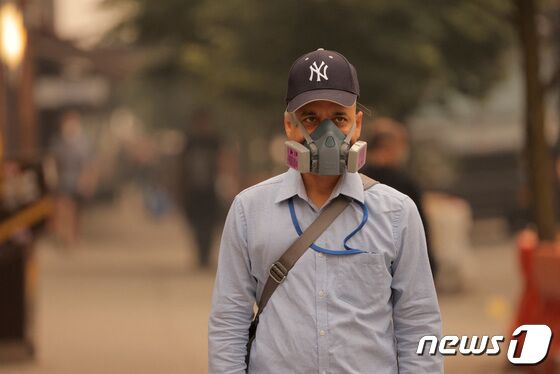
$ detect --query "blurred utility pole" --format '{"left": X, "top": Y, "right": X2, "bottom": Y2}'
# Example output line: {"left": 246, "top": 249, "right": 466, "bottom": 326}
{"left": 0, "top": 0, "right": 34, "bottom": 161}
{"left": 552, "top": 4, "right": 560, "bottom": 145}
{"left": 515, "top": 0, "right": 556, "bottom": 241}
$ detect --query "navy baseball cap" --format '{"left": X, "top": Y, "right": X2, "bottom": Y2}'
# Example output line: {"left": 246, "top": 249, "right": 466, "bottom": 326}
{"left": 285, "top": 48, "right": 360, "bottom": 112}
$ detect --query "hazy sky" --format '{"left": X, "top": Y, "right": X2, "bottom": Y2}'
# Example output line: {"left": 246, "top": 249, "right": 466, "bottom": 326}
{"left": 54, "top": 0, "right": 121, "bottom": 46}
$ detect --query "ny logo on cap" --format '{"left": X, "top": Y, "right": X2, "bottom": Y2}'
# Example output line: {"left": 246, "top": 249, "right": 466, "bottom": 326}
{"left": 309, "top": 61, "right": 328, "bottom": 82}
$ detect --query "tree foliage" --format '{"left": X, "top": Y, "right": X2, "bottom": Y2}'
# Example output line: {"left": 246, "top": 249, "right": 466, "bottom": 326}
{"left": 104, "top": 0, "right": 512, "bottom": 122}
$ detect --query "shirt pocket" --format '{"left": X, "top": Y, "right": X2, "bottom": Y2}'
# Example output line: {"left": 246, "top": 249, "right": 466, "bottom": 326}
{"left": 333, "top": 252, "right": 388, "bottom": 309}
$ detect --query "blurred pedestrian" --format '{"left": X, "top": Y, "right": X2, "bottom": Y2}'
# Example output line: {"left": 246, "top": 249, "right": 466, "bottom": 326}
{"left": 180, "top": 109, "right": 223, "bottom": 269}
{"left": 49, "top": 111, "right": 96, "bottom": 247}
{"left": 209, "top": 49, "right": 441, "bottom": 373}
{"left": 361, "top": 117, "right": 438, "bottom": 278}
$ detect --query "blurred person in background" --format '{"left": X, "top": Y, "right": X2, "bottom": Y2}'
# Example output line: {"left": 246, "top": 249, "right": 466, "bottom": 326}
{"left": 209, "top": 49, "right": 441, "bottom": 373}
{"left": 180, "top": 109, "right": 223, "bottom": 269}
{"left": 49, "top": 111, "right": 96, "bottom": 247}
{"left": 361, "top": 118, "right": 437, "bottom": 278}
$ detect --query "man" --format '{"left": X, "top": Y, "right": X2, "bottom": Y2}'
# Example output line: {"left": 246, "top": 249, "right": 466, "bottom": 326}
{"left": 180, "top": 109, "right": 223, "bottom": 268}
{"left": 209, "top": 49, "right": 442, "bottom": 373}
{"left": 49, "top": 111, "right": 95, "bottom": 247}
{"left": 362, "top": 118, "right": 437, "bottom": 278}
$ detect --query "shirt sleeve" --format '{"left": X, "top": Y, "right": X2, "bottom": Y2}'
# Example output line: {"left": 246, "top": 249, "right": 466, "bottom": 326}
{"left": 391, "top": 196, "right": 443, "bottom": 373}
{"left": 208, "top": 196, "right": 256, "bottom": 373}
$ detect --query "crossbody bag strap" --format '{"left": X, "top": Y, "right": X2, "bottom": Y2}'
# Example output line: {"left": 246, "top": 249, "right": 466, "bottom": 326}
{"left": 255, "top": 195, "right": 351, "bottom": 316}
{"left": 246, "top": 173, "right": 379, "bottom": 370}
{"left": 359, "top": 173, "right": 378, "bottom": 190}
{"left": 256, "top": 173, "right": 378, "bottom": 316}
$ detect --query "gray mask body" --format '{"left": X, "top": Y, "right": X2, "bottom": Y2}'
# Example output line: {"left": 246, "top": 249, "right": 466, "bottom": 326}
{"left": 305, "top": 119, "right": 348, "bottom": 175}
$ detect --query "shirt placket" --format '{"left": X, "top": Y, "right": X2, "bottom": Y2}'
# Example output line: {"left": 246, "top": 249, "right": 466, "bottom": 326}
{"left": 315, "top": 233, "right": 330, "bottom": 374}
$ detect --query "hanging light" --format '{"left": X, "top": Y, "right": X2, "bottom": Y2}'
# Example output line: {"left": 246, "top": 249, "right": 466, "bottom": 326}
{"left": 0, "top": 2, "right": 27, "bottom": 70}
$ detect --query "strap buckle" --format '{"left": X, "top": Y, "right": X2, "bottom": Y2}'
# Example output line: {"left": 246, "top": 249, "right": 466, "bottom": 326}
{"left": 269, "top": 261, "right": 287, "bottom": 284}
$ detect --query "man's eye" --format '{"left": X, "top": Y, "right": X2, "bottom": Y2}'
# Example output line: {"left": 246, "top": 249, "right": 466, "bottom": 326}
{"left": 303, "top": 117, "right": 318, "bottom": 125}
{"left": 334, "top": 117, "right": 347, "bottom": 125}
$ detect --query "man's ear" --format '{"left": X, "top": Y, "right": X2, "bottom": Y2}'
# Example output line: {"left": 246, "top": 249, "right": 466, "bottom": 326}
{"left": 284, "top": 112, "right": 294, "bottom": 137}
{"left": 355, "top": 110, "right": 363, "bottom": 139}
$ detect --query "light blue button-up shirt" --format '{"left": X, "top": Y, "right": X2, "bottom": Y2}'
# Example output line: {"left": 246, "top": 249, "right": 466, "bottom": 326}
{"left": 208, "top": 168, "right": 442, "bottom": 373}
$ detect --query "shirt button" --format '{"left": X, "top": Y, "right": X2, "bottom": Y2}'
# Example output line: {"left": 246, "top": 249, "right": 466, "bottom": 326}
{"left": 317, "top": 252, "right": 323, "bottom": 257}
{"left": 322, "top": 371, "right": 326, "bottom": 374}
{"left": 319, "top": 290, "right": 325, "bottom": 298}
{"left": 319, "top": 330, "right": 326, "bottom": 336}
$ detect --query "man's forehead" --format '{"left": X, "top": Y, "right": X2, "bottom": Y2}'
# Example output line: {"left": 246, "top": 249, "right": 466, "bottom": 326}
{"left": 296, "top": 100, "right": 355, "bottom": 114}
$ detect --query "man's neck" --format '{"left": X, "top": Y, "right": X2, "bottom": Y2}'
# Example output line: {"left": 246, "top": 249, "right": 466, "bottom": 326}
{"left": 301, "top": 173, "right": 341, "bottom": 209}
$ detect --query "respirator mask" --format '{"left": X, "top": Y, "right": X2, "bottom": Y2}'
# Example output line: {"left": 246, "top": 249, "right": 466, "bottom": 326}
{"left": 285, "top": 112, "right": 367, "bottom": 175}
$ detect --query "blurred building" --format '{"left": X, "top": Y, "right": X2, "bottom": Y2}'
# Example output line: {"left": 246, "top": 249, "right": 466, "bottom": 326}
{"left": 31, "top": 0, "right": 144, "bottom": 153}
{"left": 5, "top": 0, "right": 144, "bottom": 157}
{"left": 409, "top": 57, "right": 558, "bottom": 230}
{"left": 0, "top": 0, "right": 141, "bottom": 359}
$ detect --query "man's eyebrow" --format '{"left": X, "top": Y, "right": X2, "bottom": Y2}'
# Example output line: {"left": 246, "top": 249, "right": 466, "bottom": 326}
{"left": 300, "top": 111, "right": 316, "bottom": 116}
{"left": 332, "top": 111, "right": 349, "bottom": 116}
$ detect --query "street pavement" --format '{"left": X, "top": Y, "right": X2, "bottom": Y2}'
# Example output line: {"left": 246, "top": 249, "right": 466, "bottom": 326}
{"left": 0, "top": 187, "right": 526, "bottom": 373}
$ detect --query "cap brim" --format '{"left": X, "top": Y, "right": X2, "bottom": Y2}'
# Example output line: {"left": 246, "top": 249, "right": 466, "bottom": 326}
{"left": 286, "top": 89, "right": 357, "bottom": 112}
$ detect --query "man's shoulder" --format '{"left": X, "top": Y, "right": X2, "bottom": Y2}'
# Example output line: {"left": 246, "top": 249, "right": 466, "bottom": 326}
{"left": 235, "top": 171, "right": 287, "bottom": 203}
{"left": 364, "top": 179, "right": 412, "bottom": 213}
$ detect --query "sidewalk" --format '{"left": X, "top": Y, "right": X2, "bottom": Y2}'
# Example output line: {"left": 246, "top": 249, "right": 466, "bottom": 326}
{"left": 0, "top": 188, "right": 216, "bottom": 374}
{"left": 439, "top": 238, "right": 521, "bottom": 373}
{"left": 0, "top": 187, "right": 523, "bottom": 374}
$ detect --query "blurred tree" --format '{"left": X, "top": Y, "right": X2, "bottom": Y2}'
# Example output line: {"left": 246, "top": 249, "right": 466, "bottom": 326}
{"left": 103, "top": 0, "right": 512, "bottom": 121}
{"left": 547, "top": 2, "right": 560, "bottom": 125}
{"left": 514, "top": 0, "right": 556, "bottom": 241}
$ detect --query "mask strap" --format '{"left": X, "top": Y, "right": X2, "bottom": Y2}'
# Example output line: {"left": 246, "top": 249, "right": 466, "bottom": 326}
{"left": 343, "top": 120, "right": 356, "bottom": 145}
{"left": 289, "top": 111, "right": 355, "bottom": 150}
{"left": 289, "top": 112, "right": 317, "bottom": 153}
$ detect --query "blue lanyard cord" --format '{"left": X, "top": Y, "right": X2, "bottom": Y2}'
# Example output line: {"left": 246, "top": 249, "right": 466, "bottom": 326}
{"left": 288, "top": 197, "right": 368, "bottom": 255}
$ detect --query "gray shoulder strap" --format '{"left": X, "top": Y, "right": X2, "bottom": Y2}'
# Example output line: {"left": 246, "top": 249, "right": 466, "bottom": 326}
{"left": 245, "top": 195, "right": 352, "bottom": 369}
{"left": 359, "top": 173, "right": 379, "bottom": 190}
{"left": 256, "top": 195, "right": 350, "bottom": 314}
{"left": 245, "top": 173, "right": 380, "bottom": 370}
{"left": 256, "top": 173, "right": 378, "bottom": 315}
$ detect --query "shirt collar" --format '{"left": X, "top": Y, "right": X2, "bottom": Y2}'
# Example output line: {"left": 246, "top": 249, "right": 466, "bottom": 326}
{"left": 275, "top": 168, "right": 309, "bottom": 203}
{"left": 331, "top": 171, "right": 365, "bottom": 204}
{"left": 275, "top": 168, "right": 365, "bottom": 204}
